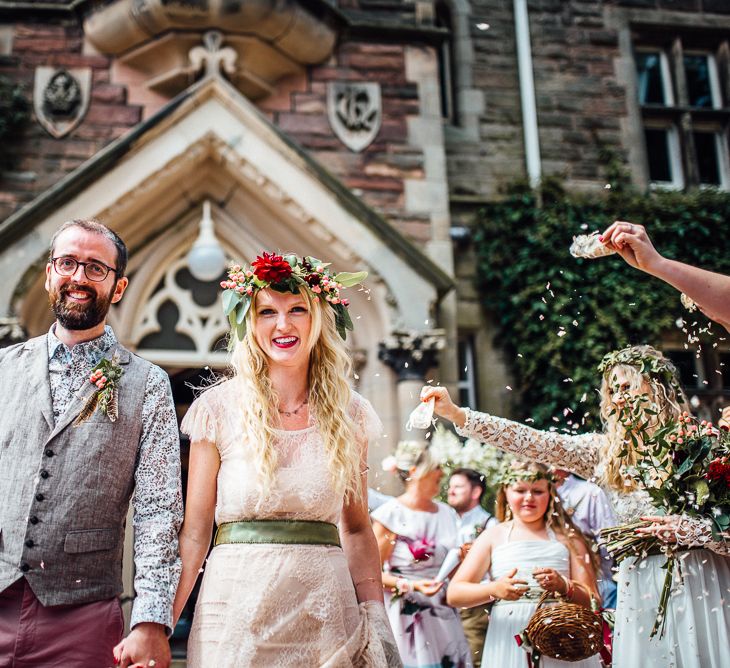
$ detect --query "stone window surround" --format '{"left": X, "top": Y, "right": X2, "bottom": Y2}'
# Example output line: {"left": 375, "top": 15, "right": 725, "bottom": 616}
{"left": 434, "top": 0, "right": 484, "bottom": 142}
{"left": 638, "top": 43, "right": 728, "bottom": 190}
{"left": 457, "top": 331, "right": 478, "bottom": 408}
{"left": 610, "top": 6, "right": 730, "bottom": 192}
{"left": 0, "top": 25, "right": 12, "bottom": 56}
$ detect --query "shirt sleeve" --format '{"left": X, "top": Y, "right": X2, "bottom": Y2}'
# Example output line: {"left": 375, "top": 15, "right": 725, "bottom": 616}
{"left": 130, "top": 365, "right": 183, "bottom": 631}
{"left": 456, "top": 408, "right": 604, "bottom": 481}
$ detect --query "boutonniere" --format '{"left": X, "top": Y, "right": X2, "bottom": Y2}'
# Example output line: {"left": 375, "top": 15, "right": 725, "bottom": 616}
{"left": 74, "top": 353, "right": 124, "bottom": 425}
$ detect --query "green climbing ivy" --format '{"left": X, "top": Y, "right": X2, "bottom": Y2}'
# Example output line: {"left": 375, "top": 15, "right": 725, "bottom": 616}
{"left": 473, "top": 175, "right": 730, "bottom": 432}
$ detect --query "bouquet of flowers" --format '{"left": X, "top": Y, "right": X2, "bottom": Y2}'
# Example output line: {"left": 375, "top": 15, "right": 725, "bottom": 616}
{"left": 600, "top": 403, "right": 730, "bottom": 637}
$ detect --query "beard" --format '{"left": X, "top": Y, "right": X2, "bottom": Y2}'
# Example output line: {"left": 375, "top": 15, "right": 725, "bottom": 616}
{"left": 49, "top": 281, "right": 115, "bottom": 331}
{"left": 448, "top": 497, "right": 471, "bottom": 514}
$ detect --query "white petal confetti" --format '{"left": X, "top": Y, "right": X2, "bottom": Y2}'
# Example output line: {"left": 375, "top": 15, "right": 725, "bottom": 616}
{"left": 569, "top": 231, "right": 616, "bottom": 259}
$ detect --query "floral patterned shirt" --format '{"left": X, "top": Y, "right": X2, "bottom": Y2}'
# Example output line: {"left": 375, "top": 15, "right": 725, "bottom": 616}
{"left": 47, "top": 325, "right": 183, "bottom": 629}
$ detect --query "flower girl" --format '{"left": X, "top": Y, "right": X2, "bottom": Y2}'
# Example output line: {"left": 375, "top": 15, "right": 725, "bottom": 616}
{"left": 447, "top": 461, "right": 601, "bottom": 667}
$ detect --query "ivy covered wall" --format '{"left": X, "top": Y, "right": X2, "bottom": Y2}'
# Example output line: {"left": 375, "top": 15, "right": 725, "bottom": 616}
{"left": 473, "top": 178, "right": 730, "bottom": 432}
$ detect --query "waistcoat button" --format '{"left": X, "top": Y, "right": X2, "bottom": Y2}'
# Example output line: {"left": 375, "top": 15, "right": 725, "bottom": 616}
{"left": 45, "top": 449, "right": 54, "bottom": 457}
{"left": 25, "top": 539, "right": 34, "bottom": 548}
{"left": 40, "top": 470, "right": 49, "bottom": 479}
{"left": 20, "top": 563, "right": 30, "bottom": 572}
{"left": 30, "top": 516, "right": 39, "bottom": 525}
{"left": 35, "top": 493, "right": 44, "bottom": 502}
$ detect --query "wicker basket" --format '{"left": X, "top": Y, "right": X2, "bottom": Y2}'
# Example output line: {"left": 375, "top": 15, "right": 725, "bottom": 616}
{"left": 523, "top": 591, "right": 603, "bottom": 662}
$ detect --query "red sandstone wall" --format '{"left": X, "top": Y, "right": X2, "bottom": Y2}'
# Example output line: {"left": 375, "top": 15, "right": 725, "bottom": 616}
{"left": 0, "top": 20, "right": 142, "bottom": 220}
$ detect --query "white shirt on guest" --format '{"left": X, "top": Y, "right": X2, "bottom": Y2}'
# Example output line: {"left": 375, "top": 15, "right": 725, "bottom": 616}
{"left": 455, "top": 504, "right": 498, "bottom": 545}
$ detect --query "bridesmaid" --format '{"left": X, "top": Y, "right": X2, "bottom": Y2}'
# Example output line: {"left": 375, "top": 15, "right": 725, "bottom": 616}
{"left": 447, "top": 461, "right": 601, "bottom": 668}
{"left": 372, "top": 441, "right": 472, "bottom": 668}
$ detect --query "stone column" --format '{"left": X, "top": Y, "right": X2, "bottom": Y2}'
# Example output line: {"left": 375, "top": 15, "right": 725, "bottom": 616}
{"left": 378, "top": 329, "right": 445, "bottom": 441}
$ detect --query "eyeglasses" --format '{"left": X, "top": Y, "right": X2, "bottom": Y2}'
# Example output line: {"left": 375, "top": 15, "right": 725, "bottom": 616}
{"left": 51, "top": 256, "right": 117, "bottom": 282}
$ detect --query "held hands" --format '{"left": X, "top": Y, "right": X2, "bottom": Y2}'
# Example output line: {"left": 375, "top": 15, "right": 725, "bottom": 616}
{"left": 491, "top": 567, "right": 528, "bottom": 601}
{"left": 413, "top": 579, "right": 444, "bottom": 597}
{"left": 419, "top": 386, "right": 465, "bottom": 426}
{"left": 112, "top": 623, "right": 171, "bottom": 668}
{"left": 533, "top": 567, "right": 568, "bottom": 595}
{"left": 599, "top": 221, "right": 663, "bottom": 274}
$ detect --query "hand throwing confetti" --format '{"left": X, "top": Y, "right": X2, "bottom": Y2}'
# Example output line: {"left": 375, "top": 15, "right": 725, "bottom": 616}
{"left": 569, "top": 231, "right": 616, "bottom": 259}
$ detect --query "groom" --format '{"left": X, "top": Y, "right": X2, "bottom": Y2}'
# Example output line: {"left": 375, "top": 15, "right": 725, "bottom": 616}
{"left": 0, "top": 220, "right": 182, "bottom": 667}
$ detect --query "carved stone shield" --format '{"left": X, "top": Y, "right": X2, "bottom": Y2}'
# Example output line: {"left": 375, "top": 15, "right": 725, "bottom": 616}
{"left": 33, "top": 67, "right": 92, "bottom": 139}
{"left": 327, "top": 82, "right": 381, "bottom": 153}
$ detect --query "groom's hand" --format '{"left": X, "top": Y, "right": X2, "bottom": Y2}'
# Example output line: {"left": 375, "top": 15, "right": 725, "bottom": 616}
{"left": 115, "top": 622, "right": 171, "bottom": 668}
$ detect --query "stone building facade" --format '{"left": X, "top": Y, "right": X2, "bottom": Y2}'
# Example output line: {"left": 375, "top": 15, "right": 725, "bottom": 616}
{"left": 1, "top": 0, "right": 729, "bottom": 649}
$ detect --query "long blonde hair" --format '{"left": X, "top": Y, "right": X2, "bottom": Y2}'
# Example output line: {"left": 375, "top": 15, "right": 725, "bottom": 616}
{"left": 597, "top": 345, "right": 685, "bottom": 491}
{"left": 496, "top": 461, "right": 600, "bottom": 574}
{"left": 229, "top": 287, "right": 361, "bottom": 501}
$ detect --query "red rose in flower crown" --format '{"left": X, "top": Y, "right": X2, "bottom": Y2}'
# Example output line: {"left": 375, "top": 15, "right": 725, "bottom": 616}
{"left": 251, "top": 252, "right": 293, "bottom": 283}
{"left": 220, "top": 252, "right": 368, "bottom": 345}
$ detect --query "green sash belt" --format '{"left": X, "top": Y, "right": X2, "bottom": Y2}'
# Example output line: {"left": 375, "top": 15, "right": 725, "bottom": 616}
{"left": 214, "top": 519, "right": 341, "bottom": 548}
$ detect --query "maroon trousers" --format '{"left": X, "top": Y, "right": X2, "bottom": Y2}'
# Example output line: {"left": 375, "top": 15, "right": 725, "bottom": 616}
{"left": 0, "top": 578, "right": 123, "bottom": 668}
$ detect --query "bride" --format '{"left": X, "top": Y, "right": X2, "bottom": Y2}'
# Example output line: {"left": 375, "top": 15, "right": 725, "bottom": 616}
{"left": 163, "top": 252, "right": 398, "bottom": 666}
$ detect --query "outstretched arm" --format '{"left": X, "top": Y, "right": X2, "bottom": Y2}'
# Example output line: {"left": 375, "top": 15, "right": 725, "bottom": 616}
{"left": 420, "top": 386, "right": 603, "bottom": 481}
{"left": 601, "top": 221, "right": 730, "bottom": 331}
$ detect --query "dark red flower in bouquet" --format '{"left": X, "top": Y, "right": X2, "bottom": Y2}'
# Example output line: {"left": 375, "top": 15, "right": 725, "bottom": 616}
{"left": 407, "top": 537, "right": 436, "bottom": 562}
{"left": 706, "top": 458, "right": 730, "bottom": 487}
{"left": 251, "top": 252, "right": 293, "bottom": 283}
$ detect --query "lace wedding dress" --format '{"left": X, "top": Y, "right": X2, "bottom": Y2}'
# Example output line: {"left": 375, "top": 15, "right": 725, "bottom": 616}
{"left": 181, "top": 380, "right": 399, "bottom": 667}
{"left": 457, "top": 409, "right": 730, "bottom": 668}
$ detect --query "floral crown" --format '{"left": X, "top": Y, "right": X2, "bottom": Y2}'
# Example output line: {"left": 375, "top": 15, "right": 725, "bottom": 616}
{"left": 382, "top": 440, "right": 436, "bottom": 473}
{"left": 220, "top": 252, "right": 367, "bottom": 344}
{"left": 496, "top": 461, "right": 556, "bottom": 487}
{"left": 597, "top": 346, "right": 683, "bottom": 398}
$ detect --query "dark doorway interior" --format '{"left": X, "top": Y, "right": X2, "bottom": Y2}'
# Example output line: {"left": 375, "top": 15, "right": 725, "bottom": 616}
{"left": 167, "top": 366, "right": 222, "bottom": 658}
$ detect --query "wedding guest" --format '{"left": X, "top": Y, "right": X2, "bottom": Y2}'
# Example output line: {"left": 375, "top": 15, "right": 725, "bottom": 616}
{"left": 369, "top": 487, "right": 394, "bottom": 513}
{"left": 554, "top": 470, "right": 618, "bottom": 609}
{"left": 600, "top": 220, "right": 730, "bottom": 331}
{"left": 0, "top": 220, "right": 182, "bottom": 668}
{"left": 150, "top": 252, "right": 399, "bottom": 666}
{"left": 448, "top": 468, "right": 498, "bottom": 545}
{"left": 447, "top": 468, "right": 497, "bottom": 668}
{"left": 372, "top": 441, "right": 472, "bottom": 668}
{"left": 423, "top": 345, "right": 730, "bottom": 667}
{"left": 447, "top": 461, "right": 601, "bottom": 668}
{"left": 719, "top": 405, "right": 730, "bottom": 430}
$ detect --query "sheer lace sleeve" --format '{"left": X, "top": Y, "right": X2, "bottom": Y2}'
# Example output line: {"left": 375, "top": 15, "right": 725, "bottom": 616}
{"left": 181, "top": 391, "right": 217, "bottom": 444}
{"left": 674, "top": 516, "right": 730, "bottom": 556}
{"left": 455, "top": 408, "right": 605, "bottom": 481}
{"left": 352, "top": 392, "right": 384, "bottom": 445}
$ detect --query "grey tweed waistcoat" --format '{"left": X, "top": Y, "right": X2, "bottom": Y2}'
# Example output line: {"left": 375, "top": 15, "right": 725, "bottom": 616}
{"left": 0, "top": 334, "right": 152, "bottom": 606}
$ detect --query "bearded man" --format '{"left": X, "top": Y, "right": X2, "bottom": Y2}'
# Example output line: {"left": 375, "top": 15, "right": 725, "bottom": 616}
{"left": 0, "top": 220, "right": 182, "bottom": 668}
